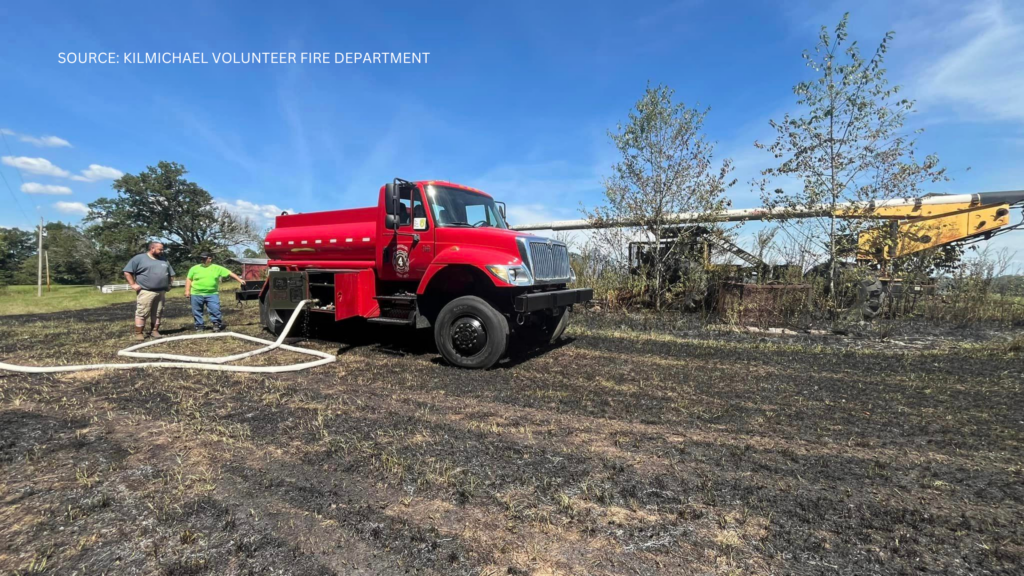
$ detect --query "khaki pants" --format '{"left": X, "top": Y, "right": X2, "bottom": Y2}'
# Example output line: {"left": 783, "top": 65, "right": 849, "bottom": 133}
{"left": 135, "top": 290, "right": 166, "bottom": 325}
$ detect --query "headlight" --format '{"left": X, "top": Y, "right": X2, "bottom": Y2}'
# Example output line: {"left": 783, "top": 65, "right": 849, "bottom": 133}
{"left": 486, "top": 265, "right": 509, "bottom": 283}
{"left": 486, "top": 264, "right": 534, "bottom": 286}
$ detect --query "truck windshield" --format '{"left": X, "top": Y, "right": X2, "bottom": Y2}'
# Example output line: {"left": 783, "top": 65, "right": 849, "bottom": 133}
{"left": 425, "top": 184, "right": 507, "bottom": 229}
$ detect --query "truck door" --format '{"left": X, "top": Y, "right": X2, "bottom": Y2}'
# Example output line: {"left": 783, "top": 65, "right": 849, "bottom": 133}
{"left": 380, "top": 184, "right": 435, "bottom": 283}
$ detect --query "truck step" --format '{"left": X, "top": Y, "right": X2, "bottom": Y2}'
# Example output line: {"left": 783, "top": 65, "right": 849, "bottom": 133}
{"left": 375, "top": 294, "right": 417, "bottom": 302}
{"left": 367, "top": 316, "right": 417, "bottom": 326}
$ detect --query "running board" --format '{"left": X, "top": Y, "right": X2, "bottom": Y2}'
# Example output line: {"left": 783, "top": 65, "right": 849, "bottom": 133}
{"left": 367, "top": 316, "right": 417, "bottom": 326}
{"left": 374, "top": 294, "right": 417, "bottom": 302}
{"left": 372, "top": 293, "right": 419, "bottom": 326}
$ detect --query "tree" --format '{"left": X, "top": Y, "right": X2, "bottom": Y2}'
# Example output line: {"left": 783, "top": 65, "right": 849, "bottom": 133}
{"left": 746, "top": 226, "right": 781, "bottom": 281}
{"left": 15, "top": 222, "right": 96, "bottom": 285}
{"left": 84, "top": 161, "right": 261, "bottom": 271}
{"left": 0, "top": 227, "right": 36, "bottom": 286}
{"left": 755, "top": 14, "right": 947, "bottom": 311}
{"left": 585, "top": 84, "right": 734, "bottom": 310}
{"left": 83, "top": 215, "right": 150, "bottom": 284}
{"left": 992, "top": 274, "right": 1024, "bottom": 298}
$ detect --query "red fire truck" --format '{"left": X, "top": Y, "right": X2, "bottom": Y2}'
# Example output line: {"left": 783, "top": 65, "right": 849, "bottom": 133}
{"left": 260, "top": 179, "right": 592, "bottom": 369}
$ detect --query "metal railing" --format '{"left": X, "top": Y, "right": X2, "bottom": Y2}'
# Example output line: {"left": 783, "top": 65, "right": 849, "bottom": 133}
{"left": 98, "top": 280, "right": 186, "bottom": 294}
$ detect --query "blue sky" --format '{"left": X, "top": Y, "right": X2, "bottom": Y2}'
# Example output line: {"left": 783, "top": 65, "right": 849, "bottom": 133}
{"left": 1, "top": 0, "right": 1022, "bottom": 265}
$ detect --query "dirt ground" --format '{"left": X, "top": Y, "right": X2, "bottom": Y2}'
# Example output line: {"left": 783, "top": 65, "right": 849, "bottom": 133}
{"left": 1, "top": 299, "right": 1022, "bottom": 575}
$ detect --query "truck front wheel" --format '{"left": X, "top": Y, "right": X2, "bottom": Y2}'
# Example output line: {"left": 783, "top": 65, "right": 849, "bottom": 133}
{"left": 434, "top": 296, "right": 508, "bottom": 369}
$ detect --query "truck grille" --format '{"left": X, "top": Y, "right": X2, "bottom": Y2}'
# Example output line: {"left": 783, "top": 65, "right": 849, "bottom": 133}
{"left": 528, "top": 241, "right": 571, "bottom": 281}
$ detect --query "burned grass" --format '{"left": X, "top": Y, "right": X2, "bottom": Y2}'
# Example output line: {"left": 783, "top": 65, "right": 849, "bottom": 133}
{"left": 1, "top": 300, "right": 1022, "bottom": 575}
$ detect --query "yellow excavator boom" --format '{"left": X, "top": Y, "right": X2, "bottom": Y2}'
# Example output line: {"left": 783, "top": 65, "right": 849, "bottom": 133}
{"left": 512, "top": 190, "right": 1024, "bottom": 265}
{"left": 857, "top": 203, "right": 1013, "bottom": 260}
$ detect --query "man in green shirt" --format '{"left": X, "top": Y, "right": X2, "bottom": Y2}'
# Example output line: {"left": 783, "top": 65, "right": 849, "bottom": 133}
{"left": 184, "top": 253, "right": 245, "bottom": 331}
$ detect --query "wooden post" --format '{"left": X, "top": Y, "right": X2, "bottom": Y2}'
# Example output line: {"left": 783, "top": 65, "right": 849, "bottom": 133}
{"left": 37, "top": 217, "right": 43, "bottom": 298}
{"left": 45, "top": 250, "right": 51, "bottom": 292}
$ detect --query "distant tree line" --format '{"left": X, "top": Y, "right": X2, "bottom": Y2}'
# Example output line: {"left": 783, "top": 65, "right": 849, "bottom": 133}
{"left": 992, "top": 275, "right": 1024, "bottom": 297}
{"left": 0, "top": 161, "right": 264, "bottom": 287}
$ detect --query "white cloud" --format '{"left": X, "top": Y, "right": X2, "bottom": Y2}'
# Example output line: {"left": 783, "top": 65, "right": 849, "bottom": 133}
{"left": 0, "top": 129, "right": 72, "bottom": 147}
{"left": 919, "top": 0, "right": 1024, "bottom": 122}
{"left": 215, "top": 198, "right": 294, "bottom": 225}
{"left": 505, "top": 203, "right": 559, "bottom": 227}
{"left": 1, "top": 157, "right": 123, "bottom": 183}
{"left": 70, "top": 164, "right": 123, "bottom": 182}
{"left": 1, "top": 156, "right": 71, "bottom": 178}
{"left": 21, "top": 182, "right": 72, "bottom": 195}
{"left": 53, "top": 201, "right": 89, "bottom": 216}
{"left": 21, "top": 134, "right": 72, "bottom": 148}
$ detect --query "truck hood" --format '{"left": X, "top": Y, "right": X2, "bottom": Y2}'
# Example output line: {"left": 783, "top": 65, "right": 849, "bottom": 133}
{"left": 435, "top": 225, "right": 533, "bottom": 242}
{"left": 433, "top": 226, "right": 556, "bottom": 255}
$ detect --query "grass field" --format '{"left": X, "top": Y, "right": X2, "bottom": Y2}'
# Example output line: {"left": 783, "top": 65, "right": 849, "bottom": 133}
{"left": 0, "top": 283, "right": 240, "bottom": 316}
{"left": 0, "top": 300, "right": 1022, "bottom": 574}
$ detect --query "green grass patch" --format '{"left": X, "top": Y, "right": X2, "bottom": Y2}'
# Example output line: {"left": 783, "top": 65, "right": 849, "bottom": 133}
{"left": 0, "top": 282, "right": 241, "bottom": 316}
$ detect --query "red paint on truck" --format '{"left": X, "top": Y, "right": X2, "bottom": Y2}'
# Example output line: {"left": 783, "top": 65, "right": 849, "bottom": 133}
{"left": 259, "top": 179, "right": 591, "bottom": 369}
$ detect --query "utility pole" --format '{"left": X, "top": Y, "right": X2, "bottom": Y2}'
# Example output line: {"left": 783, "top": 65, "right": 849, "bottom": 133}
{"left": 37, "top": 217, "right": 43, "bottom": 298}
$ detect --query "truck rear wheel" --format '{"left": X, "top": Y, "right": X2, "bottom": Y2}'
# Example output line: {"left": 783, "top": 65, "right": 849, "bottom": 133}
{"left": 434, "top": 296, "right": 508, "bottom": 369}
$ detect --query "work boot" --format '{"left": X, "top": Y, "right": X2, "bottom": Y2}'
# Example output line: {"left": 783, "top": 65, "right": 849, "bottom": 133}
{"left": 212, "top": 323, "right": 225, "bottom": 333}
{"left": 150, "top": 324, "right": 162, "bottom": 338}
{"left": 133, "top": 326, "right": 146, "bottom": 341}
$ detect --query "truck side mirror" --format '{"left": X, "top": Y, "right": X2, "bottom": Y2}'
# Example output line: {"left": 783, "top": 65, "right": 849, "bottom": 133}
{"left": 384, "top": 214, "right": 398, "bottom": 229}
{"left": 384, "top": 183, "right": 399, "bottom": 215}
{"left": 497, "top": 201, "right": 507, "bottom": 221}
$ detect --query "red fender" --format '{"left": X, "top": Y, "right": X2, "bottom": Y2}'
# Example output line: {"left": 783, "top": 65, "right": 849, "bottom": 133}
{"left": 416, "top": 245, "right": 523, "bottom": 294}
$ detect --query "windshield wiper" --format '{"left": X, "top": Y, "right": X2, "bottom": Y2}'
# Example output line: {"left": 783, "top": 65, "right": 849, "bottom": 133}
{"left": 444, "top": 221, "right": 473, "bottom": 227}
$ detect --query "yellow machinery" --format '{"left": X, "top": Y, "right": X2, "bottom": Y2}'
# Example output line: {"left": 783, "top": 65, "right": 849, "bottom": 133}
{"left": 512, "top": 191, "right": 1024, "bottom": 317}
{"left": 513, "top": 190, "right": 1024, "bottom": 267}
{"left": 853, "top": 192, "right": 1019, "bottom": 263}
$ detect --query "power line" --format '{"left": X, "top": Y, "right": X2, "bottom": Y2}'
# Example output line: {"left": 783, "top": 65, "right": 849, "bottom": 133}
{"left": 0, "top": 164, "right": 31, "bottom": 224}
{"left": 0, "top": 128, "right": 33, "bottom": 225}
{"left": 0, "top": 129, "right": 27, "bottom": 186}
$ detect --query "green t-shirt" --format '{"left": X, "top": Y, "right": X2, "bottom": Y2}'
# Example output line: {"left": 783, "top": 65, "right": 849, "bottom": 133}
{"left": 187, "top": 264, "right": 231, "bottom": 295}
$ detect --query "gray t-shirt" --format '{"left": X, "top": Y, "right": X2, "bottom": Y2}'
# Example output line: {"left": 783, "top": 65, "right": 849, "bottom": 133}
{"left": 123, "top": 254, "right": 175, "bottom": 291}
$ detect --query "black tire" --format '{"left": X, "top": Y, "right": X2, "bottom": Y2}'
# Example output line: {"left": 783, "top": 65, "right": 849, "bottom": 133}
{"left": 856, "top": 278, "right": 886, "bottom": 320}
{"left": 434, "top": 296, "right": 508, "bottom": 369}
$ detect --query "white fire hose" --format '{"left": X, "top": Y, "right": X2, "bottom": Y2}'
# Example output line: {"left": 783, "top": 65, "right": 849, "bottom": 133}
{"left": 0, "top": 300, "right": 335, "bottom": 374}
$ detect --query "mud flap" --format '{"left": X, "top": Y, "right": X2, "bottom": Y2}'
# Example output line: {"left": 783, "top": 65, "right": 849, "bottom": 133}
{"left": 259, "top": 295, "right": 286, "bottom": 335}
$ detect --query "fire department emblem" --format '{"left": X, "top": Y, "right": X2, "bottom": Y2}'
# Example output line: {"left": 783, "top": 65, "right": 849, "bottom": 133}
{"left": 392, "top": 246, "right": 410, "bottom": 276}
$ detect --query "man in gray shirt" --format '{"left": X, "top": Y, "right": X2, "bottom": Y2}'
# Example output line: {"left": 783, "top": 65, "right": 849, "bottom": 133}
{"left": 123, "top": 241, "right": 176, "bottom": 340}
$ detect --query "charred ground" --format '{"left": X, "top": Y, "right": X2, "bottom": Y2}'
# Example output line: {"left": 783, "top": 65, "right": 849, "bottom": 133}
{"left": 1, "top": 299, "right": 1022, "bottom": 575}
